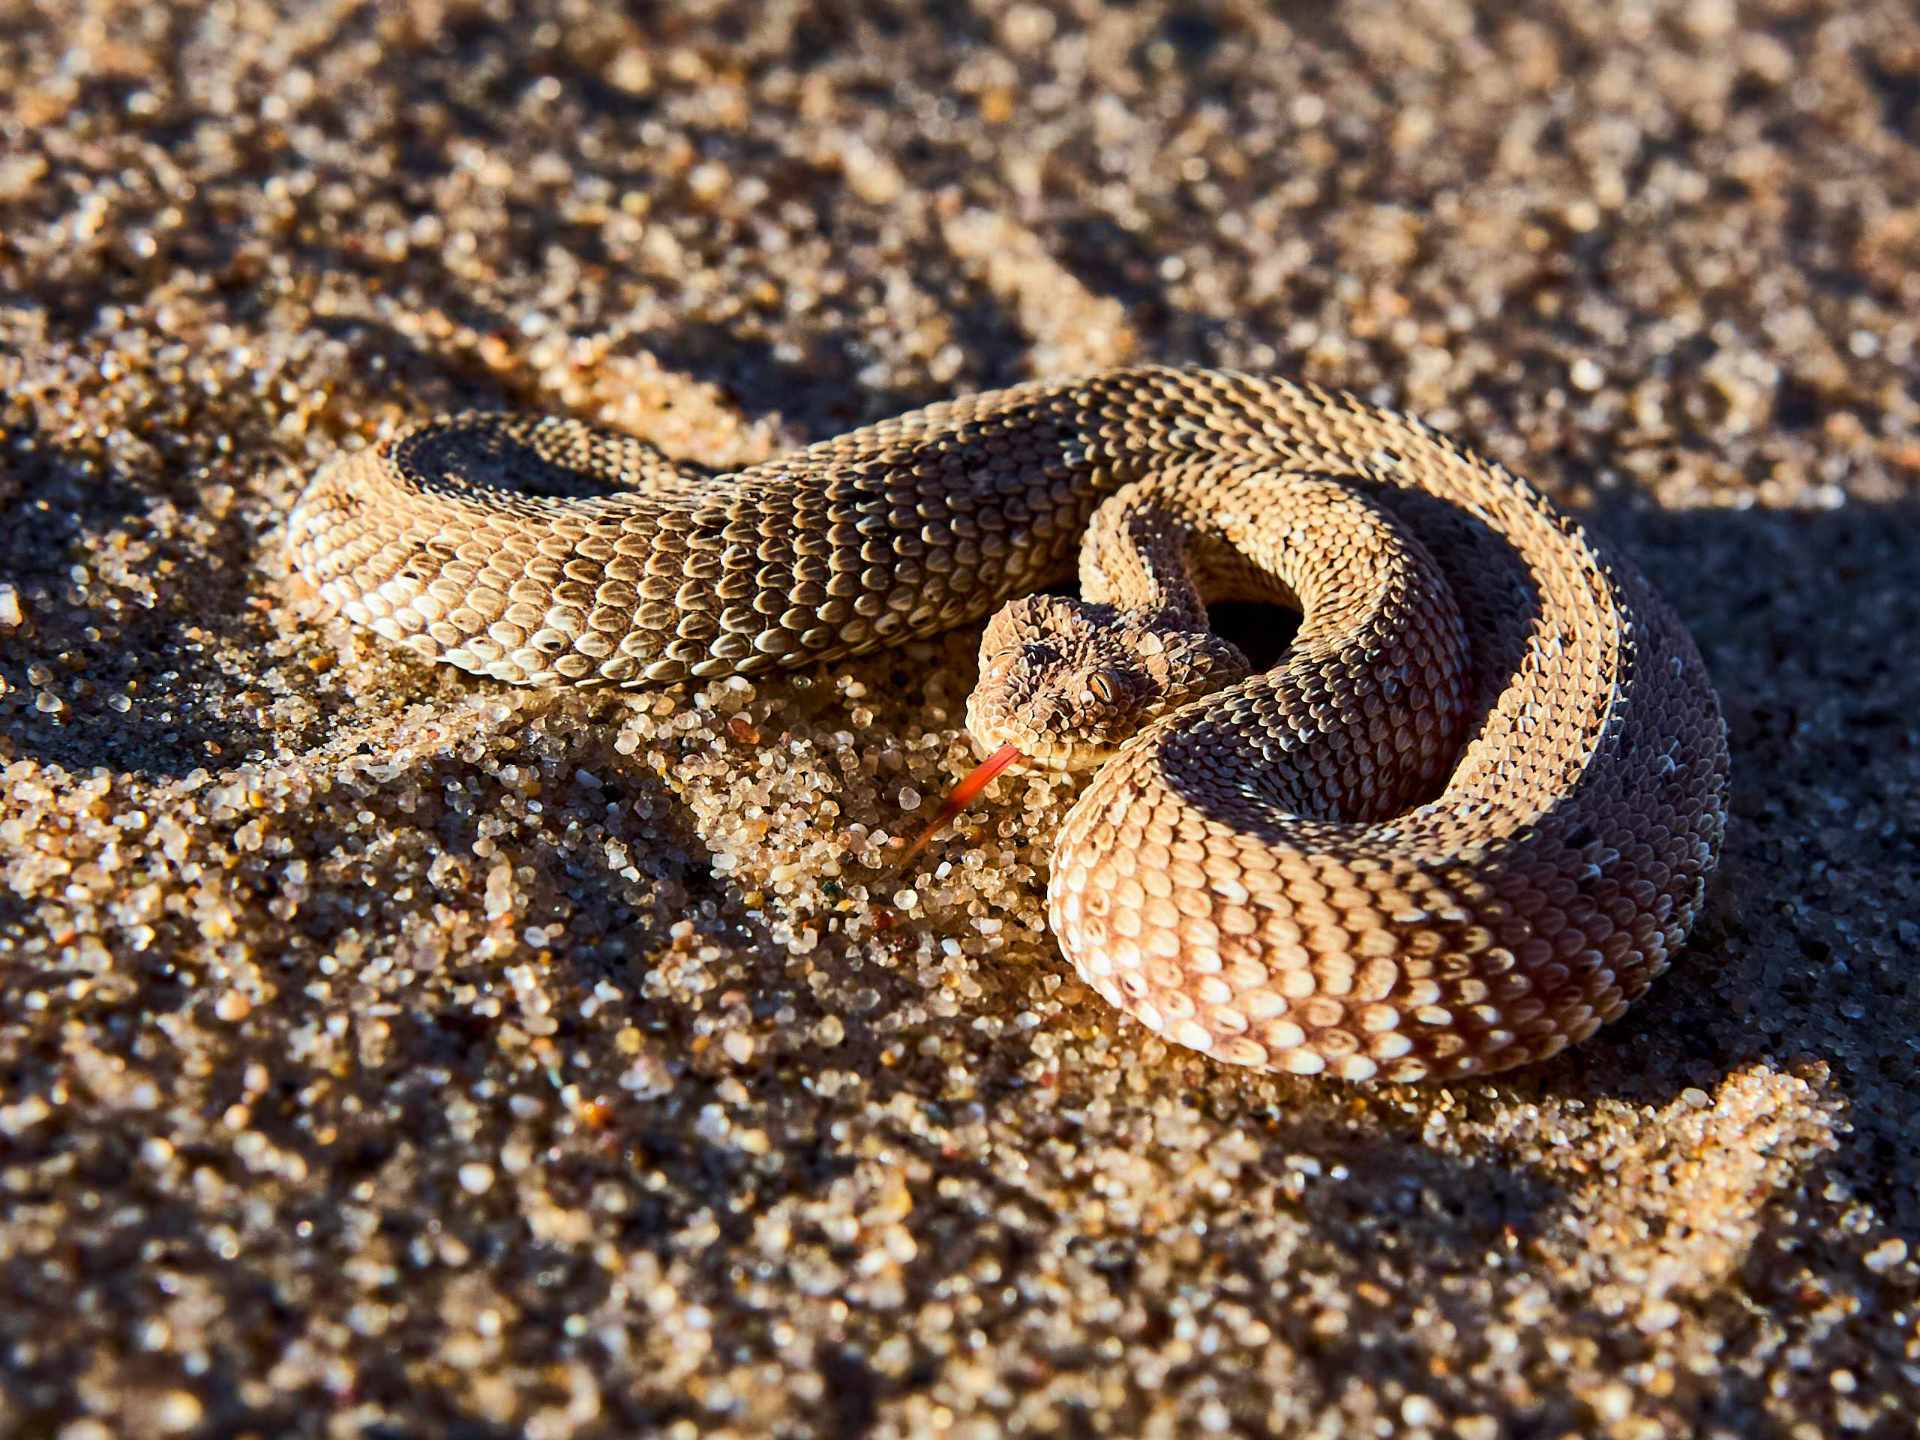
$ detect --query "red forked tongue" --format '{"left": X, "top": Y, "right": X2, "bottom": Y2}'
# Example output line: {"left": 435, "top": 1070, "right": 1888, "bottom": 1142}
{"left": 898, "top": 742, "right": 1025, "bottom": 869}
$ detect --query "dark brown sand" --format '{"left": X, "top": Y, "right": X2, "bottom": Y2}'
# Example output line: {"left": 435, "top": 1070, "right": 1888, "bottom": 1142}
{"left": 4, "top": 2, "right": 1918, "bottom": 1436}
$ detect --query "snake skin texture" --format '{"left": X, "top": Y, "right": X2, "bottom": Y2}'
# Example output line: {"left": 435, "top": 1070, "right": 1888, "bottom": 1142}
{"left": 287, "top": 366, "right": 1729, "bottom": 1081}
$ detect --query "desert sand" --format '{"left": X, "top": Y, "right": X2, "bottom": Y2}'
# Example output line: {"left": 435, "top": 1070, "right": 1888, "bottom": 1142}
{"left": 3, "top": 2, "right": 1918, "bottom": 1436}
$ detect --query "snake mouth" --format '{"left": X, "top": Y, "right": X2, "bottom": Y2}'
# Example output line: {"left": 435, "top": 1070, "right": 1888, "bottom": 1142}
{"left": 899, "top": 742, "right": 1026, "bottom": 868}
{"left": 1007, "top": 737, "right": 1121, "bottom": 773}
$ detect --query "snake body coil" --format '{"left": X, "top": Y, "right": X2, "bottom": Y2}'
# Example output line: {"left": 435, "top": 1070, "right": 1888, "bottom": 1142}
{"left": 288, "top": 366, "right": 1728, "bottom": 1081}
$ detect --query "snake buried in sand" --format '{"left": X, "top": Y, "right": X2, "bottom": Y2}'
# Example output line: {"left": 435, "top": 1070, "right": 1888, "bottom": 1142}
{"left": 287, "top": 366, "right": 1728, "bottom": 1082}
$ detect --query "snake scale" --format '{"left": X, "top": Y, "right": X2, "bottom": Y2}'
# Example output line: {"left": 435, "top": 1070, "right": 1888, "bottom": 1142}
{"left": 287, "top": 366, "right": 1728, "bottom": 1082}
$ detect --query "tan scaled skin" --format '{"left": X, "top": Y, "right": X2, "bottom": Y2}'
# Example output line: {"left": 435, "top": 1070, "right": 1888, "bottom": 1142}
{"left": 287, "top": 366, "right": 1729, "bottom": 1082}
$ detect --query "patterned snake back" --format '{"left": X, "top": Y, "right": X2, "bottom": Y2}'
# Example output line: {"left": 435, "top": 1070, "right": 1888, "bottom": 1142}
{"left": 287, "top": 366, "right": 1728, "bottom": 1081}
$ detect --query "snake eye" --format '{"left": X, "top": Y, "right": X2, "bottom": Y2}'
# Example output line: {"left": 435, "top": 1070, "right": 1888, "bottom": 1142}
{"left": 1087, "top": 672, "right": 1119, "bottom": 704}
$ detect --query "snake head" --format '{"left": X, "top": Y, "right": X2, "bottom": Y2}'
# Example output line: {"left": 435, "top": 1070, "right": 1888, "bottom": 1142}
{"left": 966, "top": 595, "right": 1250, "bottom": 771}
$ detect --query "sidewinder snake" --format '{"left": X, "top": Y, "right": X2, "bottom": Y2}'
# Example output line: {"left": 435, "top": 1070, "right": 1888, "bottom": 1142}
{"left": 287, "top": 366, "right": 1728, "bottom": 1082}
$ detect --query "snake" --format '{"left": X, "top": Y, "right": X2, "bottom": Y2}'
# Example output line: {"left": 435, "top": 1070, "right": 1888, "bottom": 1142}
{"left": 286, "top": 365, "right": 1728, "bottom": 1082}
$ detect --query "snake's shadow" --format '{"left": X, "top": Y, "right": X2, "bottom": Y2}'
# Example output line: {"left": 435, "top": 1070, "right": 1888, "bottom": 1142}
{"left": 1505, "top": 495, "right": 1920, "bottom": 1239}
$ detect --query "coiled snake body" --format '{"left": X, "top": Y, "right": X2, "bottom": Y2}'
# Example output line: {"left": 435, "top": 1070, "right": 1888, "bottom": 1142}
{"left": 288, "top": 367, "right": 1727, "bottom": 1081}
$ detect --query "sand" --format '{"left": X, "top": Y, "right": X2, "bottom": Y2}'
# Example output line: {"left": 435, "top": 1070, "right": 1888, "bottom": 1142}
{"left": 3, "top": 1, "right": 1918, "bottom": 1436}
